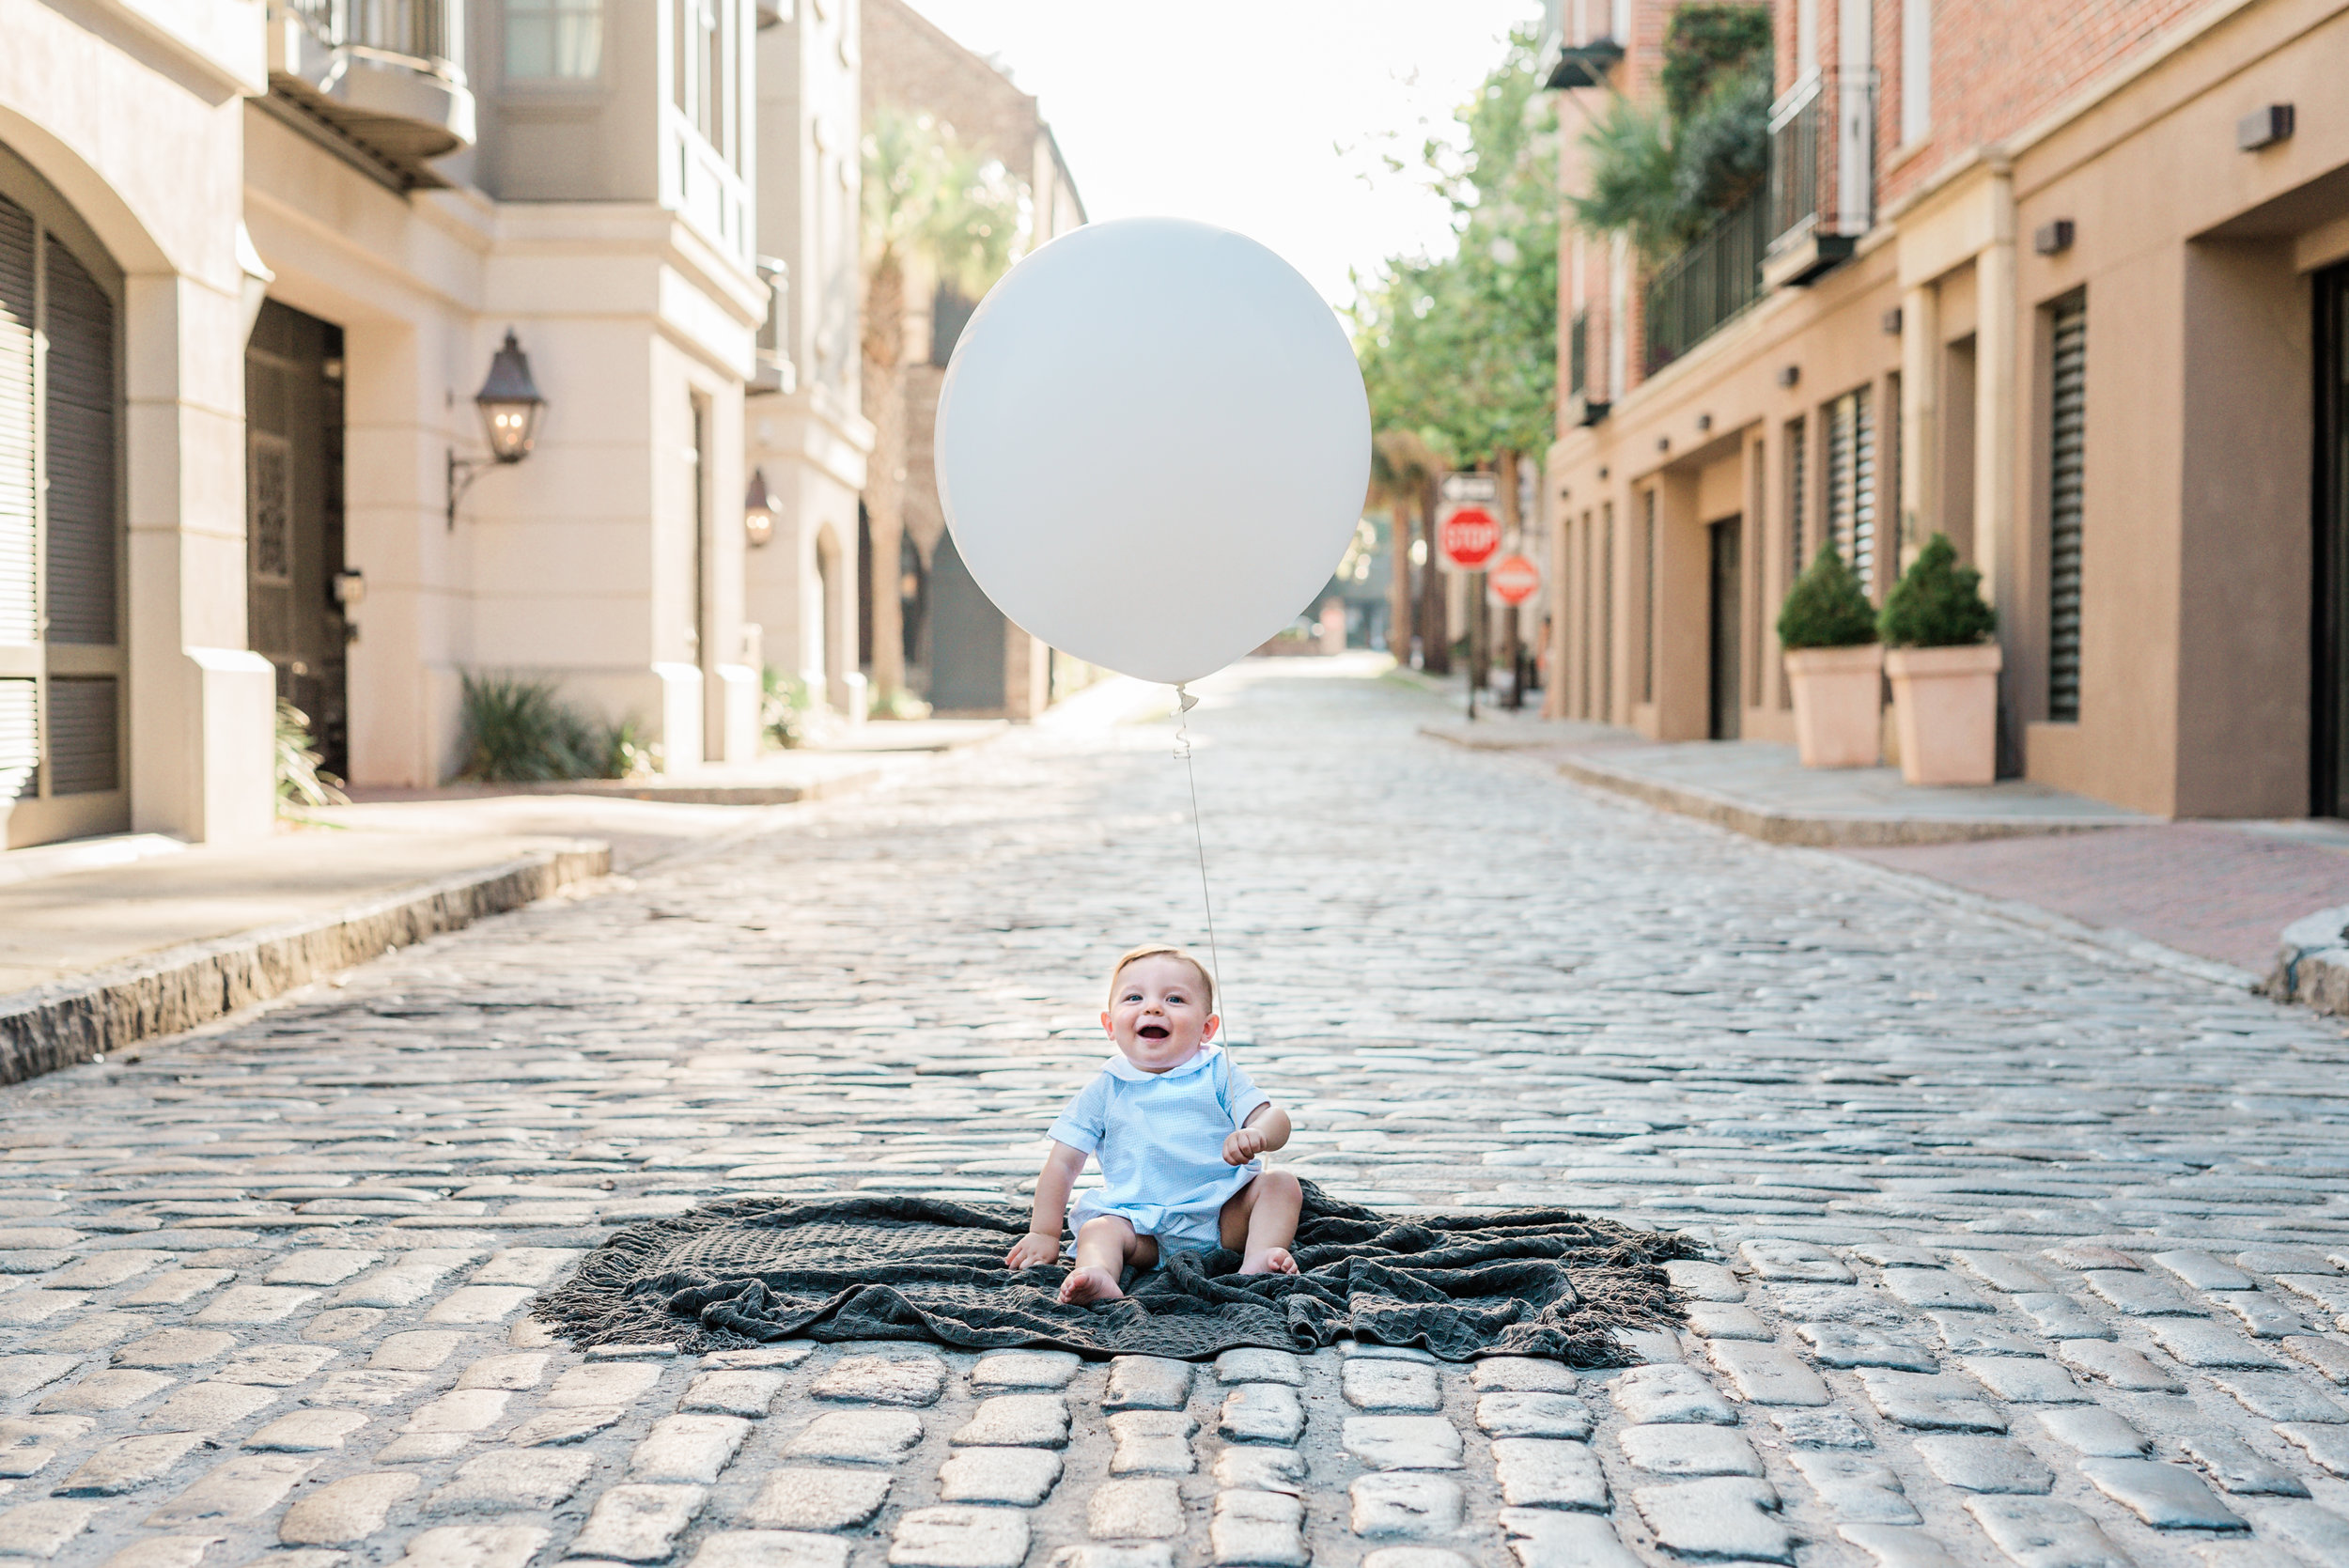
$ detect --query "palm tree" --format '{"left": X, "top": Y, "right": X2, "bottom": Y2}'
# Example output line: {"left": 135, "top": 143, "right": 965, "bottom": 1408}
{"left": 861, "top": 107, "right": 1025, "bottom": 708}
{"left": 1369, "top": 429, "right": 1438, "bottom": 668}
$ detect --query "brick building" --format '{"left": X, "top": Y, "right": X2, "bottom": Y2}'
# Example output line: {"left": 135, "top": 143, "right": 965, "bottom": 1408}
{"left": 860, "top": 0, "right": 1087, "bottom": 719}
{"left": 1539, "top": 0, "right": 2349, "bottom": 818}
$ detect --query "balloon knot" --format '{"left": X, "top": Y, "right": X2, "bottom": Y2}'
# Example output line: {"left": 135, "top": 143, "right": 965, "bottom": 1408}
{"left": 1174, "top": 684, "right": 1199, "bottom": 715}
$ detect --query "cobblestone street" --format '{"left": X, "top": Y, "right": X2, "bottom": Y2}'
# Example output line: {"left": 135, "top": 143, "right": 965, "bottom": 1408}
{"left": 4, "top": 660, "right": 2349, "bottom": 1568}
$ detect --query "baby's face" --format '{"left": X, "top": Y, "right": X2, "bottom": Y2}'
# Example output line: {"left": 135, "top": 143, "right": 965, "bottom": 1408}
{"left": 1101, "top": 955, "right": 1220, "bottom": 1074}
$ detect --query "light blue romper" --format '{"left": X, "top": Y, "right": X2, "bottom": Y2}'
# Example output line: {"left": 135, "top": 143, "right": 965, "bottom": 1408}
{"left": 1048, "top": 1044, "right": 1270, "bottom": 1257}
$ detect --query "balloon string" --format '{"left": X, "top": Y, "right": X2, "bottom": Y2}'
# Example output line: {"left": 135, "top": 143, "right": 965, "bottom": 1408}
{"left": 1173, "top": 682, "right": 1237, "bottom": 1126}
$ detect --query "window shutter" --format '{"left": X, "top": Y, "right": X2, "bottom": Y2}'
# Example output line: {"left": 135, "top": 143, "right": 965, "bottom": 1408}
{"left": 42, "top": 237, "right": 114, "bottom": 646}
{"left": 1825, "top": 395, "right": 1852, "bottom": 568}
{"left": 2048, "top": 296, "right": 2087, "bottom": 722}
{"left": 1851, "top": 384, "right": 1876, "bottom": 598}
{"left": 0, "top": 679, "right": 31, "bottom": 800}
{"left": 45, "top": 675, "right": 115, "bottom": 796}
{"left": 0, "top": 196, "right": 33, "bottom": 648}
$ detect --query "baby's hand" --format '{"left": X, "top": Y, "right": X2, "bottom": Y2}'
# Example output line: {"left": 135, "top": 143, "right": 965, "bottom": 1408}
{"left": 1004, "top": 1232, "right": 1062, "bottom": 1270}
{"left": 1223, "top": 1126, "right": 1270, "bottom": 1165}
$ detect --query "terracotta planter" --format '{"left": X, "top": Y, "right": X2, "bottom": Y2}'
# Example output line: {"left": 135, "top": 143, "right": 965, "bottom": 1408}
{"left": 1886, "top": 643, "right": 2003, "bottom": 785}
{"left": 1783, "top": 644, "right": 1884, "bottom": 768}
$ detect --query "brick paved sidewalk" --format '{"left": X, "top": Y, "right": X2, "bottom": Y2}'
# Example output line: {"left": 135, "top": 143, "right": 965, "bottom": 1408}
{"left": 0, "top": 660, "right": 2343, "bottom": 1568}
{"left": 1847, "top": 823, "right": 2349, "bottom": 976}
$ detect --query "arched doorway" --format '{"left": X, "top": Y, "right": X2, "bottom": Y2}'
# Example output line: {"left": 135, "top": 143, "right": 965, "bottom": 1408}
{"left": 0, "top": 146, "right": 125, "bottom": 847}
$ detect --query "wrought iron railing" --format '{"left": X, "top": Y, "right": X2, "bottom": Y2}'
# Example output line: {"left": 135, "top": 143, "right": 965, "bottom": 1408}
{"left": 1766, "top": 68, "right": 1875, "bottom": 256}
{"left": 1642, "top": 191, "right": 1765, "bottom": 374}
{"left": 281, "top": 0, "right": 461, "bottom": 77}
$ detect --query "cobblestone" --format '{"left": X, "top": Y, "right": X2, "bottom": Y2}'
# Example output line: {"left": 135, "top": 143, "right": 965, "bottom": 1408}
{"left": 15, "top": 665, "right": 2349, "bottom": 1567}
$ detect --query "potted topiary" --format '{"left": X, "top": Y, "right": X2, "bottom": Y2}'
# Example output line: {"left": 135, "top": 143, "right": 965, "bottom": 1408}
{"left": 1878, "top": 533, "right": 2000, "bottom": 785}
{"left": 1777, "top": 544, "right": 1882, "bottom": 768}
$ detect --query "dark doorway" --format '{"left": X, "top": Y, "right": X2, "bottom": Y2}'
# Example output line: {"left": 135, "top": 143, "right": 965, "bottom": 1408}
{"left": 245, "top": 301, "right": 348, "bottom": 778}
{"left": 2315, "top": 262, "right": 2349, "bottom": 814}
{"left": 1708, "top": 516, "right": 1743, "bottom": 740}
{"left": 926, "top": 531, "right": 1006, "bottom": 712}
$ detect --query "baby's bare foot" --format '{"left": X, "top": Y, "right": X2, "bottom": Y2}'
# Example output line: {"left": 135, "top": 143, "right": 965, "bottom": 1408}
{"left": 1059, "top": 1265, "right": 1125, "bottom": 1303}
{"left": 1239, "top": 1247, "right": 1298, "bottom": 1276}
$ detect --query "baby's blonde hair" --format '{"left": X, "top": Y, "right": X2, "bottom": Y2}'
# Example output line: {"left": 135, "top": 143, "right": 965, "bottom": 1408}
{"left": 1106, "top": 944, "right": 1215, "bottom": 1015}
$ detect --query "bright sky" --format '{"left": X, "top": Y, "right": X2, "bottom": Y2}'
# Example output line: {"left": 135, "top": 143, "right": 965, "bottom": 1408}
{"left": 902, "top": 1, "right": 1545, "bottom": 309}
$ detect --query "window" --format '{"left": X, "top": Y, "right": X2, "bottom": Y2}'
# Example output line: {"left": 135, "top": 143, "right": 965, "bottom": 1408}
{"left": 1824, "top": 385, "right": 1876, "bottom": 598}
{"left": 1901, "top": 0, "right": 1932, "bottom": 145}
{"left": 0, "top": 180, "right": 122, "bottom": 820}
{"left": 675, "top": 0, "right": 723, "bottom": 147}
{"left": 1786, "top": 415, "right": 1808, "bottom": 577}
{"left": 2047, "top": 292, "right": 2087, "bottom": 722}
{"left": 506, "top": 0, "right": 603, "bottom": 81}
{"left": 1641, "top": 489, "right": 1657, "bottom": 703}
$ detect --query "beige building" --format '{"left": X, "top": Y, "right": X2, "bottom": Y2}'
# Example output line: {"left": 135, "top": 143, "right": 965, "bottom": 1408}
{"left": 862, "top": 0, "right": 1087, "bottom": 719}
{"left": 0, "top": 0, "right": 850, "bottom": 849}
{"left": 0, "top": 0, "right": 277, "bottom": 849}
{"left": 748, "top": 0, "right": 875, "bottom": 722}
{"left": 1541, "top": 0, "right": 2349, "bottom": 819}
{"left": 250, "top": 0, "right": 769, "bottom": 791}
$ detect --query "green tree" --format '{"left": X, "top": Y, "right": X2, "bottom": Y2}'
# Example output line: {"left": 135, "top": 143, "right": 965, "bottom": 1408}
{"left": 861, "top": 107, "right": 1025, "bottom": 704}
{"left": 1569, "top": 3, "right": 1771, "bottom": 264}
{"left": 1352, "top": 27, "right": 1559, "bottom": 679}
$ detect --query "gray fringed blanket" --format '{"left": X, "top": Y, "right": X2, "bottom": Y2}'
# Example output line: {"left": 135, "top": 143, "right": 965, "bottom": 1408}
{"left": 531, "top": 1183, "right": 1694, "bottom": 1363}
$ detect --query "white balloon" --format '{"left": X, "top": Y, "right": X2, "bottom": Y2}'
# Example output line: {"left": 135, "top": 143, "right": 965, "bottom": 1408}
{"left": 935, "top": 217, "right": 1372, "bottom": 686}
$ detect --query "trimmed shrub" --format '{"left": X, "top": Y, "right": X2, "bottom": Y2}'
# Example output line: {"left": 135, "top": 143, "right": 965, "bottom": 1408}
{"left": 456, "top": 673, "right": 639, "bottom": 782}
{"left": 1777, "top": 545, "right": 1879, "bottom": 650}
{"left": 1879, "top": 533, "right": 1998, "bottom": 647}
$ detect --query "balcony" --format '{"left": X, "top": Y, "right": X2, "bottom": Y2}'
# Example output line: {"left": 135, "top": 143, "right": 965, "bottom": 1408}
{"left": 1764, "top": 69, "right": 1875, "bottom": 289}
{"left": 751, "top": 256, "right": 797, "bottom": 396}
{"left": 1643, "top": 191, "right": 1765, "bottom": 376}
{"left": 268, "top": 0, "right": 475, "bottom": 189}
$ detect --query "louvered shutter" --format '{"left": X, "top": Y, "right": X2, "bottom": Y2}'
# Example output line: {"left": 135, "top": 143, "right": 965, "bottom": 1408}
{"left": 1825, "top": 395, "right": 1853, "bottom": 570}
{"left": 0, "top": 194, "right": 33, "bottom": 650}
{"left": 46, "top": 676, "right": 115, "bottom": 795}
{"left": 43, "top": 236, "right": 114, "bottom": 646}
{"left": 1851, "top": 384, "right": 1876, "bottom": 598}
{"left": 2048, "top": 296, "right": 2087, "bottom": 722}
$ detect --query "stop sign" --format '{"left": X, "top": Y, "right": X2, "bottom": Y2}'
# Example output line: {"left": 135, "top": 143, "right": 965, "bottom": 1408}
{"left": 1490, "top": 553, "right": 1541, "bottom": 605}
{"left": 1439, "top": 505, "right": 1501, "bottom": 570}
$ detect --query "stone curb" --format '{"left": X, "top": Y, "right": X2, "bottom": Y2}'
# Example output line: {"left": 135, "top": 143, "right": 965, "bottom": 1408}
{"left": 0, "top": 841, "right": 610, "bottom": 1083}
{"left": 2262, "top": 904, "right": 2349, "bottom": 1015}
{"left": 1546, "top": 747, "right": 2135, "bottom": 848}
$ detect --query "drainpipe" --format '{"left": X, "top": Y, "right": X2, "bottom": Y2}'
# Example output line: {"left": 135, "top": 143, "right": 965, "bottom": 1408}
{"left": 1972, "top": 157, "right": 2019, "bottom": 768}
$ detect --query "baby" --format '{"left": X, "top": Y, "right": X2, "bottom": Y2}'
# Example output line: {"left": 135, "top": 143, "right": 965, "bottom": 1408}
{"left": 1005, "top": 943, "right": 1302, "bottom": 1302}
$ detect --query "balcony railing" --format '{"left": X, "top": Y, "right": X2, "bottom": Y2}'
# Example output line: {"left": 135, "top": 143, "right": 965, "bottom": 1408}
{"left": 1643, "top": 191, "right": 1765, "bottom": 376}
{"left": 1765, "top": 68, "right": 1875, "bottom": 287}
{"left": 270, "top": 0, "right": 474, "bottom": 184}
{"left": 284, "top": 0, "right": 458, "bottom": 74}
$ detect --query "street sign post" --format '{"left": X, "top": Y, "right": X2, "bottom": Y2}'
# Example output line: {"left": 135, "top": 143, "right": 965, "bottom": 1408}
{"left": 1436, "top": 472, "right": 1502, "bottom": 720}
{"left": 1490, "top": 554, "right": 1541, "bottom": 606}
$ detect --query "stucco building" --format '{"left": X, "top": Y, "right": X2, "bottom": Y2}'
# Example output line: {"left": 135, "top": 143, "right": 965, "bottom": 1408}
{"left": 1541, "top": 0, "right": 2349, "bottom": 819}
{"left": 748, "top": 0, "right": 875, "bottom": 723}
{"left": 0, "top": 0, "right": 877, "bottom": 850}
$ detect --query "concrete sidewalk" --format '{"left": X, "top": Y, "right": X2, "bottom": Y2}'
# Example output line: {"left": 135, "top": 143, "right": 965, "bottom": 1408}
{"left": 1409, "top": 685, "right": 2347, "bottom": 988}
{"left": 0, "top": 781, "right": 900, "bottom": 1079}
